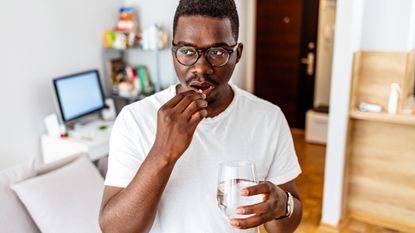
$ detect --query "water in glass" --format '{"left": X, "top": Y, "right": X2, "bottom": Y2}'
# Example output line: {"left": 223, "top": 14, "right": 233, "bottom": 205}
{"left": 216, "top": 161, "right": 262, "bottom": 220}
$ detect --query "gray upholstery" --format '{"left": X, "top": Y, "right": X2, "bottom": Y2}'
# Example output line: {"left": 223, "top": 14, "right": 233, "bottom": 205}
{"left": 0, "top": 159, "right": 40, "bottom": 233}
{"left": 1, "top": 154, "right": 108, "bottom": 233}
{"left": 11, "top": 156, "right": 104, "bottom": 233}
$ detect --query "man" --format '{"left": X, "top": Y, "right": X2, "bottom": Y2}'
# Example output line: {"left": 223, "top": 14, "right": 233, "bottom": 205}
{"left": 99, "top": 0, "right": 302, "bottom": 232}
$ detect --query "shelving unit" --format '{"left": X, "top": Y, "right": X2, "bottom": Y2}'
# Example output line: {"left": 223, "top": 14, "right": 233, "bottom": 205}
{"left": 103, "top": 47, "right": 165, "bottom": 91}
{"left": 344, "top": 51, "right": 415, "bottom": 232}
{"left": 102, "top": 47, "right": 168, "bottom": 113}
{"left": 349, "top": 110, "right": 415, "bottom": 126}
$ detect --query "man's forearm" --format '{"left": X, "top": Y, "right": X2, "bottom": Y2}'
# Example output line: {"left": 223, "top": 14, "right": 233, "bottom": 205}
{"left": 100, "top": 149, "right": 176, "bottom": 233}
{"left": 264, "top": 197, "right": 302, "bottom": 233}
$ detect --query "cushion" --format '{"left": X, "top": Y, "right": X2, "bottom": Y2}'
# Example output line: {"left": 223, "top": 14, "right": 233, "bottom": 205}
{"left": 36, "top": 152, "right": 84, "bottom": 176}
{"left": 11, "top": 156, "right": 104, "bottom": 233}
{"left": 96, "top": 156, "right": 108, "bottom": 177}
{"left": 0, "top": 158, "right": 40, "bottom": 233}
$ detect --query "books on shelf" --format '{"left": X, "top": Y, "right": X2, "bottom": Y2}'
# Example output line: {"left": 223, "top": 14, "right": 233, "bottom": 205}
{"left": 107, "top": 59, "right": 154, "bottom": 99}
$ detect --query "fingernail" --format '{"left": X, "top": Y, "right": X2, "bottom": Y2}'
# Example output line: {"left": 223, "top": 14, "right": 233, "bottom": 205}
{"left": 240, "top": 189, "right": 249, "bottom": 196}
{"left": 230, "top": 219, "right": 239, "bottom": 227}
{"left": 202, "top": 94, "right": 206, "bottom": 99}
{"left": 236, "top": 208, "right": 245, "bottom": 214}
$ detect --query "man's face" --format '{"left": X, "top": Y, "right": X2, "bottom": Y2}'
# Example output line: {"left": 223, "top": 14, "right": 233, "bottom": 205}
{"left": 172, "top": 16, "right": 242, "bottom": 107}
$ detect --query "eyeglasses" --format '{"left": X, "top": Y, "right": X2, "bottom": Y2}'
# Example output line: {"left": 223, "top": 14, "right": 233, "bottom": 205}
{"left": 172, "top": 43, "right": 239, "bottom": 67}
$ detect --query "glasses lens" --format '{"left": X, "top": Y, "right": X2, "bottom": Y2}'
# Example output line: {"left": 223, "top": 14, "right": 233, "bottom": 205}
{"left": 207, "top": 48, "right": 230, "bottom": 67}
{"left": 176, "top": 46, "right": 198, "bottom": 66}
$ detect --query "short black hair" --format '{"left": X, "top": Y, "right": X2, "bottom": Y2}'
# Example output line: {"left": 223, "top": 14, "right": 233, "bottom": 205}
{"left": 173, "top": 0, "right": 239, "bottom": 42}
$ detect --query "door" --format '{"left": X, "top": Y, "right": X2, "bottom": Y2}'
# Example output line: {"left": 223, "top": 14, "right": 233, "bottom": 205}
{"left": 254, "top": 0, "right": 319, "bottom": 128}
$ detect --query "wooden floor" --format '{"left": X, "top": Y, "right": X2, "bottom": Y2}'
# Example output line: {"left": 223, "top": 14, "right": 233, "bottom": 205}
{"left": 260, "top": 129, "right": 404, "bottom": 233}
{"left": 292, "top": 128, "right": 326, "bottom": 233}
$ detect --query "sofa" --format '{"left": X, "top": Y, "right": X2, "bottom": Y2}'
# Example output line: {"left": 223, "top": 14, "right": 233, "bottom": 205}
{"left": 0, "top": 153, "right": 108, "bottom": 233}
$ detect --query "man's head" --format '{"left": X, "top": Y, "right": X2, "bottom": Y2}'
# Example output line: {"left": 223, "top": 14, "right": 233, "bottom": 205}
{"left": 172, "top": 0, "right": 243, "bottom": 116}
{"left": 173, "top": 0, "right": 239, "bottom": 42}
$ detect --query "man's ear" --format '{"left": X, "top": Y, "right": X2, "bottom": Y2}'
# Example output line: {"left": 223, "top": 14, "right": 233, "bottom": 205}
{"left": 236, "top": 43, "right": 243, "bottom": 63}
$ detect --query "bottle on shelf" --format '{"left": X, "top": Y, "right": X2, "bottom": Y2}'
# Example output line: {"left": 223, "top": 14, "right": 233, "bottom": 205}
{"left": 387, "top": 83, "right": 401, "bottom": 114}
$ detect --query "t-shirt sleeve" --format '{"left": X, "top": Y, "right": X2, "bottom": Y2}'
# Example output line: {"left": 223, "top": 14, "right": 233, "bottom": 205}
{"left": 104, "top": 107, "right": 143, "bottom": 188}
{"left": 266, "top": 109, "right": 302, "bottom": 185}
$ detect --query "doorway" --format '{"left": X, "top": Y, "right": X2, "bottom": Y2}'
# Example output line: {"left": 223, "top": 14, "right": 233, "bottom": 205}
{"left": 254, "top": 0, "right": 319, "bottom": 128}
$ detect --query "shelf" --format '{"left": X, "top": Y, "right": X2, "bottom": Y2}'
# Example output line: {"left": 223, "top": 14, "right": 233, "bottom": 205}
{"left": 349, "top": 110, "right": 415, "bottom": 126}
{"left": 103, "top": 47, "right": 168, "bottom": 93}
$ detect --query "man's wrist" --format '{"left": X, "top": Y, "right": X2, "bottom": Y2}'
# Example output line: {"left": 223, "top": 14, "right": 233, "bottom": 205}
{"left": 148, "top": 146, "right": 180, "bottom": 166}
{"left": 275, "top": 190, "right": 294, "bottom": 220}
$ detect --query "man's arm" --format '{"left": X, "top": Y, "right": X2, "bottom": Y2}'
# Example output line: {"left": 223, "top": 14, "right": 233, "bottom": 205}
{"left": 99, "top": 90, "right": 207, "bottom": 233}
{"left": 99, "top": 148, "right": 176, "bottom": 233}
{"left": 229, "top": 180, "right": 302, "bottom": 233}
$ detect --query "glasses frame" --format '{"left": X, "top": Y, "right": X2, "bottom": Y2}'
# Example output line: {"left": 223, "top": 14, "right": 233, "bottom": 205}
{"left": 171, "top": 42, "right": 239, "bottom": 67}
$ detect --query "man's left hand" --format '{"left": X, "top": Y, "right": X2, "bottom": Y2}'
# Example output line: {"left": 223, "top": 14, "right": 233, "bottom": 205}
{"left": 230, "top": 181, "right": 287, "bottom": 229}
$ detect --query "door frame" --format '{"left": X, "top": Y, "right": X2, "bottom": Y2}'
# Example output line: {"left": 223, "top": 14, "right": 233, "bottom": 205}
{"left": 245, "top": 0, "right": 257, "bottom": 93}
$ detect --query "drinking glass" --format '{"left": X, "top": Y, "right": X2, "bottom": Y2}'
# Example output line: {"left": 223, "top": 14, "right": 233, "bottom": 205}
{"left": 216, "top": 160, "right": 262, "bottom": 220}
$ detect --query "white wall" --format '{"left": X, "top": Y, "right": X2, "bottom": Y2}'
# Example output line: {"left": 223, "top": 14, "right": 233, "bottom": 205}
{"left": 0, "top": 0, "right": 123, "bottom": 170}
{"left": 321, "top": 0, "right": 415, "bottom": 227}
{"left": 361, "top": 0, "right": 414, "bottom": 52}
{"left": 407, "top": 0, "right": 415, "bottom": 50}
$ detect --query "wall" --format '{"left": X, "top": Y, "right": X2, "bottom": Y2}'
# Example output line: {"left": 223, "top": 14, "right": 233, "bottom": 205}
{"left": 0, "top": 0, "right": 123, "bottom": 170}
{"left": 360, "top": 0, "right": 414, "bottom": 52}
{"left": 410, "top": 1, "right": 415, "bottom": 50}
{"left": 321, "top": 0, "right": 415, "bottom": 227}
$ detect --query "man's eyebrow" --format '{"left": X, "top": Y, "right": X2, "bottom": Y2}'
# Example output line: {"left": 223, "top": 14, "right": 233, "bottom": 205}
{"left": 174, "top": 41, "right": 234, "bottom": 47}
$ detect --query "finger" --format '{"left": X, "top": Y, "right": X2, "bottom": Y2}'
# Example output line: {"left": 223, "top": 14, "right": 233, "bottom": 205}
{"left": 162, "top": 90, "right": 193, "bottom": 108}
{"left": 183, "top": 99, "right": 208, "bottom": 119}
{"left": 188, "top": 109, "right": 207, "bottom": 126}
{"left": 174, "top": 91, "right": 206, "bottom": 112}
{"left": 235, "top": 200, "right": 272, "bottom": 216}
{"left": 240, "top": 181, "right": 274, "bottom": 196}
{"left": 230, "top": 214, "right": 268, "bottom": 230}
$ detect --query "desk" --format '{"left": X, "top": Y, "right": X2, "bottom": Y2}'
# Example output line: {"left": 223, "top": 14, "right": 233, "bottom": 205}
{"left": 41, "top": 120, "right": 114, "bottom": 164}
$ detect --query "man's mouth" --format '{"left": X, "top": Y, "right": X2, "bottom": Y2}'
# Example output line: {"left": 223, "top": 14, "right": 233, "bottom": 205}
{"left": 189, "top": 82, "right": 214, "bottom": 96}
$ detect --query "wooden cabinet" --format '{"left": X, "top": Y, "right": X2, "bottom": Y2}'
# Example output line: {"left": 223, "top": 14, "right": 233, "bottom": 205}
{"left": 345, "top": 51, "right": 415, "bottom": 232}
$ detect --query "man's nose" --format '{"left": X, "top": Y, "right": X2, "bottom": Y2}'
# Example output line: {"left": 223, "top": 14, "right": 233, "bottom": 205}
{"left": 192, "top": 53, "right": 214, "bottom": 75}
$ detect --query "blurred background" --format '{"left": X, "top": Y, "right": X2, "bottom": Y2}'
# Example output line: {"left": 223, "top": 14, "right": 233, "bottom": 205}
{"left": 1, "top": 0, "right": 414, "bottom": 232}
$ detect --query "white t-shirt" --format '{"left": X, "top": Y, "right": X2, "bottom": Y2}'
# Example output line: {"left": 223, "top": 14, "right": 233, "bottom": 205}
{"left": 105, "top": 84, "right": 301, "bottom": 233}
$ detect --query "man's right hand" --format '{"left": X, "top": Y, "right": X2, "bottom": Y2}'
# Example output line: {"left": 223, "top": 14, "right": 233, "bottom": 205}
{"left": 152, "top": 90, "right": 208, "bottom": 163}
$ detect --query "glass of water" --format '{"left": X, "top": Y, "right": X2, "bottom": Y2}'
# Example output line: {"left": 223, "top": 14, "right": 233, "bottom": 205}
{"left": 217, "top": 160, "right": 263, "bottom": 220}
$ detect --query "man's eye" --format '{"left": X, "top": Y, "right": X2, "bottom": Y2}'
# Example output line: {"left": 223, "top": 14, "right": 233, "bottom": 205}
{"left": 209, "top": 49, "right": 225, "bottom": 56}
{"left": 179, "top": 48, "right": 196, "bottom": 56}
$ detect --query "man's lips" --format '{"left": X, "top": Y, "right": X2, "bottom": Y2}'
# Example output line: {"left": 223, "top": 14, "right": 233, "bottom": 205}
{"left": 189, "top": 81, "right": 215, "bottom": 96}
